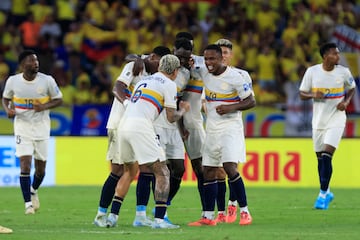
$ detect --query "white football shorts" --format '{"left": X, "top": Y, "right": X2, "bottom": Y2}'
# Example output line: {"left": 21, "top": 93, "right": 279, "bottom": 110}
{"left": 15, "top": 135, "right": 48, "bottom": 161}
{"left": 312, "top": 127, "right": 344, "bottom": 152}
{"left": 106, "top": 128, "right": 123, "bottom": 164}
{"left": 119, "top": 119, "right": 166, "bottom": 165}
{"left": 155, "top": 126, "right": 185, "bottom": 160}
{"left": 184, "top": 127, "right": 205, "bottom": 160}
{"left": 202, "top": 127, "right": 246, "bottom": 167}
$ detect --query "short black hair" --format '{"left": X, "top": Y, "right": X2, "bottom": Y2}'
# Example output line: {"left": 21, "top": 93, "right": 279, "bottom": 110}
{"left": 175, "top": 32, "right": 194, "bottom": 41}
{"left": 153, "top": 46, "right": 171, "bottom": 57}
{"left": 319, "top": 42, "right": 337, "bottom": 58}
{"left": 204, "top": 44, "right": 222, "bottom": 55}
{"left": 18, "top": 49, "right": 36, "bottom": 64}
{"left": 174, "top": 37, "right": 193, "bottom": 51}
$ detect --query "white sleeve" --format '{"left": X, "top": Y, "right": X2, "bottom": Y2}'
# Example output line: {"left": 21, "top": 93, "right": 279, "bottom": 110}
{"left": 299, "top": 68, "right": 312, "bottom": 92}
{"left": 163, "top": 81, "right": 177, "bottom": 109}
{"left": 2, "top": 76, "right": 14, "bottom": 99}
{"left": 48, "top": 76, "right": 63, "bottom": 99}
{"left": 117, "top": 62, "right": 136, "bottom": 87}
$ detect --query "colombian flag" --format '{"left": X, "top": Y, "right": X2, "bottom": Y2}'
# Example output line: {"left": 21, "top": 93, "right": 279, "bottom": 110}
{"left": 80, "top": 23, "right": 120, "bottom": 61}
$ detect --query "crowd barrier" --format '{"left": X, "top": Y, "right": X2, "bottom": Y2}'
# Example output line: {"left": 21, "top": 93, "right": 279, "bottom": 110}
{"left": 1, "top": 136, "right": 358, "bottom": 188}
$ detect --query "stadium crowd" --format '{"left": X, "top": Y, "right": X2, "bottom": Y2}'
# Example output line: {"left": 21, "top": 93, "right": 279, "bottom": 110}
{"left": 0, "top": 0, "right": 360, "bottom": 106}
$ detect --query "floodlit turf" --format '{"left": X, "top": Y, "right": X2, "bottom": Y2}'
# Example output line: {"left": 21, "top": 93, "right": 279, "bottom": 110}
{"left": 1, "top": 186, "right": 359, "bottom": 240}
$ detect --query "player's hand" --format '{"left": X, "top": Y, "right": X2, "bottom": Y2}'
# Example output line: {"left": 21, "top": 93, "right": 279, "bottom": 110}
{"left": 216, "top": 104, "right": 233, "bottom": 115}
{"left": 179, "top": 101, "right": 190, "bottom": 112}
{"left": 312, "top": 91, "right": 325, "bottom": 100}
{"left": 125, "top": 53, "right": 140, "bottom": 62}
{"left": 181, "top": 128, "right": 190, "bottom": 141}
{"left": 132, "top": 58, "right": 144, "bottom": 76}
{"left": 337, "top": 101, "right": 347, "bottom": 111}
{"left": 6, "top": 109, "right": 16, "bottom": 118}
{"left": 33, "top": 100, "right": 45, "bottom": 112}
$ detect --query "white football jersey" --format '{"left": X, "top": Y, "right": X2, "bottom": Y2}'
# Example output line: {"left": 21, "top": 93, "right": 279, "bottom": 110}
{"left": 154, "top": 67, "right": 190, "bottom": 129}
{"left": 123, "top": 72, "right": 177, "bottom": 123}
{"left": 196, "top": 66, "right": 253, "bottom": 132}
{"left": 2, "top": 72, "right": 63, "bottom": 139}
{"left": 106, "top": 61, "right": 149, "bottom": 129}
{"left": 299, "top": 64, "right": 356, "bottom": 129}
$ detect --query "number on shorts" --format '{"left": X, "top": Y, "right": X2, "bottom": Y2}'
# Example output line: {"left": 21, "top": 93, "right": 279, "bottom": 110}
{"left": 16, "top": 135, "right": 21, "bottom": 144}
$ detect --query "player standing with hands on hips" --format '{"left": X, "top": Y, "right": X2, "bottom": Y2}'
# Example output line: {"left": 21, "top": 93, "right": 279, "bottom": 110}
{"left": 2, "top": 50, "right": 63, "bottom": 214}
{"left": 299, "top": 42, "right": 355, "bottom": 210}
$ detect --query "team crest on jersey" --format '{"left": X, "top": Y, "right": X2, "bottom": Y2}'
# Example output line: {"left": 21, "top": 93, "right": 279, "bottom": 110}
{"left": 221, "top": 82, "right": 229, "bottom": 90}
{"left": 37, "top": 87, "right": 45, "bottom": 94}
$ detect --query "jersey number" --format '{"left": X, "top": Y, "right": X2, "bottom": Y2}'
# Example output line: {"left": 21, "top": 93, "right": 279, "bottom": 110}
{"left": 25, "top": 99, "right": 34, "bottom": 109}
{"left": 131, "top": 83, "right": 147, "bottom": 103}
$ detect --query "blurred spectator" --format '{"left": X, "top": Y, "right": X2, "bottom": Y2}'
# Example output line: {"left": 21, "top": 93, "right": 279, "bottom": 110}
{"left": 55, "top": 0, "right": 77, "bottom": 34}
{"left": 256, "top": 45, "right": 278, "bottom": 93}
{"left": 90, "top": 61, "right": 112, "bottom": 104}
{"left": 8, "top": 0, "right": 29, "bottom": 26}
{"left": 284, "top": 64, "right": 312, "bottom": 136}
{"left": 84, "top": 0, "right": 109, "bottom": 27}
{"left": 28, "top": 0, "right": 53, "bottom": 23}
{"left": 1, "top": 24, "right": 21, "bottom": 74}
{"left": 39, "top": 14, "right": 62, "bottom": 50}
{"left": 74, "top": 71, "right": 92, "bottom": 105}
{"left": 63, "top": 22, "right": 83, "bottom": 53}
{"left": 51, "top": 60, "right": 75, "bottom": 107}
{"left": 0, "top": 0, "right": 359, "bottom": 107}
{"left": 0, "top": 53, "right": 10, "bottom": 97}
{"left": 19, "top": 12, "right": 41, "bottom": 51}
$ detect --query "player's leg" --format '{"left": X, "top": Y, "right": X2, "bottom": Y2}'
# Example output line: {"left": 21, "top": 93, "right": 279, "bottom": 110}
{"left": 133, "top": 165, "right": 154, "bottom": 227}
{"left": 190, "top": 157, "right": 205, "bottom": 214}
{"left": 31, "top": 159, "right": 46, "bottom": 211}
{"left": 185, "top": 128, "right": 206, "bottom": 215}
{"left": 313, "top": 128, "right": 341, "bottom": 209}
{"left": 150, "top": 160, "right": 179, "bottom": 229}
{"left": 188, "top": 132, "right": 219, "bottom": 226}
{"left": 17, "top": 136, "right": 36, "bottom": 214}
{"left": 226, "top": 178, "right": 238, "bottom": 223}
{"left": 94, "top": 129, "right": 124, "bottom": 226}
{"left": 107, "top": 162, "right": 139, "bottom": 227}
{"left": 30, "top": 139, "right": 48, "bottom": 212}
{"left": 94, "top": 162, "right": 123, "bottom": 227}
{"left": 19, "top": 155, "right": 34, "bottom": 214}
{"left": 162, "top": 130, "right": 185, "bottom": 223}
{"left": 215, "top": 167, "right": 226, "bottom": 223}
{"left": 222, "top": 130, "right": 252, "bottom": 225}
{"left": 223, "top": 162, "right": 252, "bottom": 225}
{"left": 188, "top": 165, "right": 217, "bottom": 226}
{"left": 166, "top": 159, "right": 185, "bottom": 204}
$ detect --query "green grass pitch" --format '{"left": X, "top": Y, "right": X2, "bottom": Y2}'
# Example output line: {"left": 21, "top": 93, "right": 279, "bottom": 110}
{"left": 1, "top": 186, "right": 359, "bottom": 240}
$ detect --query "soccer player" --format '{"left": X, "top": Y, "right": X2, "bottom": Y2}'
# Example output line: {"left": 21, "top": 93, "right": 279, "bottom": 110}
{"left": 176, "top": 31, "right": 207, "bottom": 218}
{"left": 153, "top": 37, "right": 193, "bottom": 219}
{"left": 93, "top": 46, "right": 171, "bottom": 227}
{"left": 188, "top": 44, "right": 255, "bottom": 226}
{"left": 131, "top": 38, "right": 193, "bottom": 226}
{"left": 299, "top": 42, "right": 356, "bottom": 210}
{"left": 105, "top": 54, "right": 190, "bottom": 229}
{"left": 2, "top": 49, "right": 63, "bottom": 214}
{"left": 214, "top": 38, "right": 254, "bottom": 223}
